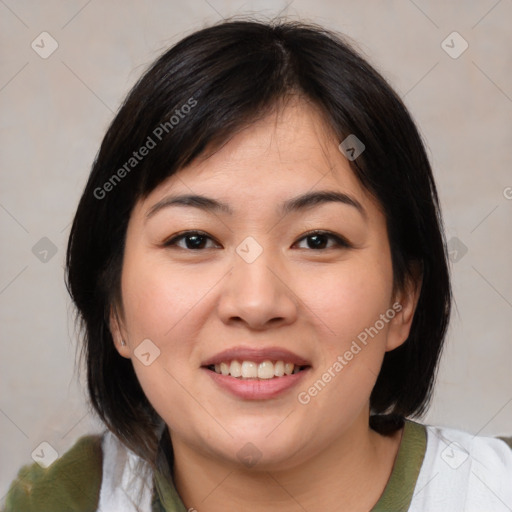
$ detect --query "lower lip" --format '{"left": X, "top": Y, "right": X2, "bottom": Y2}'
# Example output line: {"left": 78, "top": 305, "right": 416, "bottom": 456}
{"left": 204, "top": 368, "right": 310, "bottom": 400}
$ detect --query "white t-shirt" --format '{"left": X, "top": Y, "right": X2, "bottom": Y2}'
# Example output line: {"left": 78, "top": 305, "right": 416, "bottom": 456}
{"left": 409, "top": 423, "right": 512, "bottom": 511}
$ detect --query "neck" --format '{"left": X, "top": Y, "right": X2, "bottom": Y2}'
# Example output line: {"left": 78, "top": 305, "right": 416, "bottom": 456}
{"left": 170, "top": 412, "right": 404, "bottom": 512}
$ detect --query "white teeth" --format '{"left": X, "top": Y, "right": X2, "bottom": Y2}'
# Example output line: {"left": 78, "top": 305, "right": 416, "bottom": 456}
{"left": 230, "top": 360, "right": 242, "bottom": 377}
{"left": 258, "top": 360, "right": 275, "bottom": 379}
{"left": 274, "top": 360, "right": 285, "bottom": 377}
{"left": 212, "top": 360, "right": 304, "bottom": 379}
{"left": 241, "top": 361, "right": 258, "bottom": 378}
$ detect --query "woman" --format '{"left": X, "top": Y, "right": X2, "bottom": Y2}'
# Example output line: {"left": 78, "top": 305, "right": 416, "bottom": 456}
{"left": 4, "top": 18, "right": 511, "bottom": 512}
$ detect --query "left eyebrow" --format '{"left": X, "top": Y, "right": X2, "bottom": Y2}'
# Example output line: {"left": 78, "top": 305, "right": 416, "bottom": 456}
{"left": 145, "top": 190, "right": 366, "bottom": 222}
{"left": 280, "top": 190, "right": 366, "bottom": 219}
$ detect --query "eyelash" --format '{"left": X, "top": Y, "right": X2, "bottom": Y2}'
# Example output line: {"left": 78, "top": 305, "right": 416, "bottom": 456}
{"left": 162, "top": 230, "right": 352, "bottom": 251}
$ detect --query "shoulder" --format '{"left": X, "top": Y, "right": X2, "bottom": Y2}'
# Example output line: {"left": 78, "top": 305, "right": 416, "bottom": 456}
{"left": 497, "top": 435, "right": 512, "bottom": 450}
{"left": 423, "top": 422, "right": 512, "bottom": 469}
{"left": 3, "top": 434, "right": 104, "bottom": 512}
{"left": 409, "top": 421, "right": 512, "bottom": 512}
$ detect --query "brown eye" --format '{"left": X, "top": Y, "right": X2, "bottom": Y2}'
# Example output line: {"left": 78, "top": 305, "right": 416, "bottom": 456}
{"left": 164, "top": 231, "right": 219, "bottom": 250}
{"left": 295, "top": 230, "right": 351, "bottom": 250}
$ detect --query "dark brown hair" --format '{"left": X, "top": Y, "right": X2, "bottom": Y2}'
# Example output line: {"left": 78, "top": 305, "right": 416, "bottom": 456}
{"left": 66, "top": 18, "right": 451, "bottom": 466}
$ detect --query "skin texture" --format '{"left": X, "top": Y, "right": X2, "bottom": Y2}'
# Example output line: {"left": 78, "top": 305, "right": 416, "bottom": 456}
{"left": 110, "top": 97, "right": 421, "bottom": 511}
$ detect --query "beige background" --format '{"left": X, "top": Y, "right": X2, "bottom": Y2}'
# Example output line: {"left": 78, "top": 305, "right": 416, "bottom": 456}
{"left": 1, "top": 0, "right": 511, "bottom": 500}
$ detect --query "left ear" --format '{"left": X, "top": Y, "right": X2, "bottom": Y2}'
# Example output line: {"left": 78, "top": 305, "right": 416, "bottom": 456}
{"left": 385, "top": 262, "right": 423, "bottom": 352}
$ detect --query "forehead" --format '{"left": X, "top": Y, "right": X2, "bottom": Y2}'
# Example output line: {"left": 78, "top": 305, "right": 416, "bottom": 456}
{"left": 137, "top": 99, "right": 372, "bottom": 216}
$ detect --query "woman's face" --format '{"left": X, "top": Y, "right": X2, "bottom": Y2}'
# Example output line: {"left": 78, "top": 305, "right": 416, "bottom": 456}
{"left": 112, "top": 98, "right": 416, "bottom": 470}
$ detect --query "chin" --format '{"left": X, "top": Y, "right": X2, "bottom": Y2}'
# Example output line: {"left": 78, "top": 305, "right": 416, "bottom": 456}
{"left": 212, "top": 427, "right": 310, "bottom": 471}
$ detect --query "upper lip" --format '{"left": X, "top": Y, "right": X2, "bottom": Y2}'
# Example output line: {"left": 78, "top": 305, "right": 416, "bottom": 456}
{"left": 201, "top": 346, "right": 311, "bottom": 367}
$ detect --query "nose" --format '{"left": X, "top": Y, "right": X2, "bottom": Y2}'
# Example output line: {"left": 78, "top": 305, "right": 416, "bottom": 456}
{"left": 216, "top": 248, "right": 298, "bottom": 330}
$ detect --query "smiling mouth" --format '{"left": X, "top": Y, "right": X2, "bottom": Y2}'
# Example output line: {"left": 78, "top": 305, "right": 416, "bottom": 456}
{"left": 206, "top": 360, "right": 310, "bottom": 379}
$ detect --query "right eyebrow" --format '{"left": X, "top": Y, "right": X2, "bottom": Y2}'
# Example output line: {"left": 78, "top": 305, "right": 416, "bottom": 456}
{"left": 145, "top": 194, "right": 233, "bottom": 222}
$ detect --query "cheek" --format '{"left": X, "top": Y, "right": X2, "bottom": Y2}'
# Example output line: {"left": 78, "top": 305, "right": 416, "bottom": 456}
{"left": 120, "top": 251, "right": 216, "bottom": 342}
{"left": 297, "top": 255, "right": 395, "bottom": 409}
{"left": 303, "top": 259, "right": 393, "bottom": 342}
{"left": 120, "top": 255, "right": 213, "bottom": 428}
{"left": 119, "top": 252, "right": 226, "bottom": 400}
